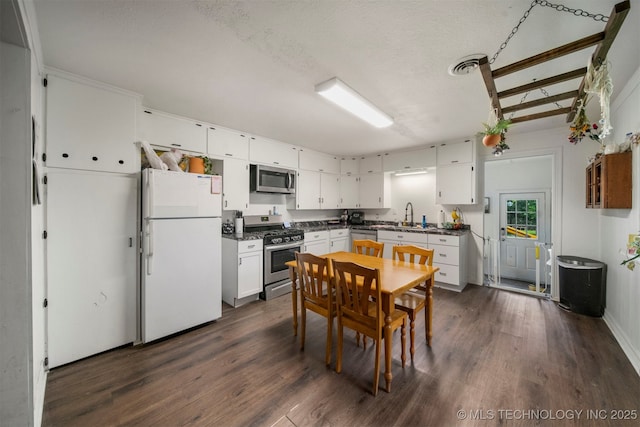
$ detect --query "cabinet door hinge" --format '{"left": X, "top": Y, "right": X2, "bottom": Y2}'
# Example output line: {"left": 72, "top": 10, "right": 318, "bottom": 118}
{"left": 43, "top": 298, "right": 48, "bottom": 308}
{"left": 43, "top": 230, "right": 47, "bottom": 239}
{"left": 43, "top": 78, "right": 47, "bottom": 87}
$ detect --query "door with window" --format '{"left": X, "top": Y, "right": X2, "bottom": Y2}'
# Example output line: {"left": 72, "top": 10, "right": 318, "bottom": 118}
{"left": 499, "top": 192, "right": 548, "bottom": 282}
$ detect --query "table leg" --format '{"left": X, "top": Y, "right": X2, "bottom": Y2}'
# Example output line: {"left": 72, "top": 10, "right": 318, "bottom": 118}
{"left": 289, "top": 266, "right": 298, "bottom": 336}
{"left": 383, "top": 295, "right": 393, "bottom": 393}
{"left": 426, "top": 276, "right": 433, "bottom": 346}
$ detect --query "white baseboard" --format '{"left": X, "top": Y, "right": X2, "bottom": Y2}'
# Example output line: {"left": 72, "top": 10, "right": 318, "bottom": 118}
{"left": 603, "top": 311, "right": 640, "bottom": 377}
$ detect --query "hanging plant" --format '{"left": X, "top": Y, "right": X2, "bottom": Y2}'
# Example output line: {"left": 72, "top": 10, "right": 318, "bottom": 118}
{"left": 478, "top": 115, "right": 512, "bottom": 149}
{"left": 491, "top": 133, "right": 510, "bottom": 156}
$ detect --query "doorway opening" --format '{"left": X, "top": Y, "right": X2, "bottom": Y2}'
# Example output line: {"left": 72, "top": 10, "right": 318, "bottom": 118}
{"left": 483, "top": 155, "right": 553, "bottom": 297}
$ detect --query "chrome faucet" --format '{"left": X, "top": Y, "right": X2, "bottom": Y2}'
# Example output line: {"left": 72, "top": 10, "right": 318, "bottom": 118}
{"left": 404, "top": 202, "right": 414, "bottom": 226}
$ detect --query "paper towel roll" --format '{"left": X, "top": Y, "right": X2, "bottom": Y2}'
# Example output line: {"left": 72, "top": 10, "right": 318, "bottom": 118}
{"left": 235, "top": 217, "right": 244, "bottom": 234}
{"left": 438, "top": 210, "right": 445, "bottom": 228}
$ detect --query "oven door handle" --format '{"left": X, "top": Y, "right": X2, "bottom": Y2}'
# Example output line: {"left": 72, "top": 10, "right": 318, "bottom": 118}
{"left": 264, "top": 241, "right": 304, "bottom": 251}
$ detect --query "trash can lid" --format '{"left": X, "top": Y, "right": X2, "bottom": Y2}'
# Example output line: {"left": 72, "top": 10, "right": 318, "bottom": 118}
{"left": 557, "top": 255, "right": 605, "bottom": 269}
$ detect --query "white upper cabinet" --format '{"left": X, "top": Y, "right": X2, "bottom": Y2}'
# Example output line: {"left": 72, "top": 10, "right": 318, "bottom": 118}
{"left": 212, "top": 157, "right": 249, "bottom": 211}
{"left": 207, "top": 126, "right": 249, "bottom": 160}
{"left": 436, "top": 163, "right": 476, "bottom": 205}
{"left": 359, "top": 173, "right": 390, "bottom": 208}
{"left": 340, "top": 157, "right": 360, "bottom": 175}
{"left": 436, "top": 139, "right": 474, "bottom": 166}
{"left": 359, "top": 154, "right": 383, "bottom": 174}
{"left": 383, "top": 146, "right": 436, "bottom": 172}
{"left": 45, "top": 74, "right": 139, "bottom": 173}
{"left": 139, "top": 109, "right": 207, "bottom": 154}
{"left": 436, "top": 138, "right": 477, "bottom": 205}
{"left": 249, "top": 136, "right": 299, "bottom": 169}
{"left": 339, "top": 175, "right": 360, "bottom": 208}
{"left": 298, "top": 148, "right": 340, "bottom": 173}
{"left": 295, "top": 170, "right": 340, "bottom": 209}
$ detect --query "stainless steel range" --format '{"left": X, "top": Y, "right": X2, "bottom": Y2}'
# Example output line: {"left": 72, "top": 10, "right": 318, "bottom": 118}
{"left": 243, "top": 215, "right": 304, "bottom": 300}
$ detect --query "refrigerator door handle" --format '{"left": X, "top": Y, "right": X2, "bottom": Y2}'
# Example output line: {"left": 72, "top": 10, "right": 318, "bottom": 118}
{"left": 147, "top": 170, "right": 155, "bottom": 219}
{"left": 147, "top": 221, "right": 154, "bottom": 275}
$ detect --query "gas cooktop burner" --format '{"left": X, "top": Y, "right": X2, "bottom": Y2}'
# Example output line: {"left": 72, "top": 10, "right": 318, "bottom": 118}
{"left": 243, "top": 214, "right": 304, "bottom": 245}
{"left": 263, "top": 228, "right": 304, "bottom": 245}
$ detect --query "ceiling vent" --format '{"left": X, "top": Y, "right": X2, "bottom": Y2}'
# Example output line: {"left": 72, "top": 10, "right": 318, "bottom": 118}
{"left": 448, "top": 54, "right": 485, "bottom": 76}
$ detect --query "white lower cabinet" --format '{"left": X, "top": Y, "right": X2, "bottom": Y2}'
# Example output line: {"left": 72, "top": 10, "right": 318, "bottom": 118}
{"left": 222, "top": 238, "right": 263, "bottom": 307}
{"left": 428, "top": 233, "right": 468, "bottom": 292}
{"left": 46, "top": 169, "right": 137, "bottom": 368}
{"left": 377, "top": 230, "right": 468, "bottom": 292}
{"left": 376, "top": 230, "right": 429, "bottom": 259}
{"left": 329, "top": 228, "right": 350, "bottom": 252}
{"left": 303, "top": 230, "right": 330, "bottom": 255}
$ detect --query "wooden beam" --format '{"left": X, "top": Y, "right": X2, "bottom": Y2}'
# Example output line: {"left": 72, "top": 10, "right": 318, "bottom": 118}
{"left": 493, "top": 32, "right": 604, "bottom": 79}
{"left": 498, "top": 68, "right": 587, "bottom": 99}
{"left": 478, "top": 55, "right": 502, "bottom": 118}
{"left": 502, "top": 90, "right": 578, "bottom": 114}
{"left": 567, "top": 0, "right": 631, "bottom": 122}
{"left": 510, "top": 107, "right": 572, "bottom": 124}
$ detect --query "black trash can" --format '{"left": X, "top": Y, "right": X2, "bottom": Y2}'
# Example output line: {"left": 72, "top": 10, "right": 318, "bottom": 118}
{"left": 557, "top": 255, "right": 607, "bottom": 317}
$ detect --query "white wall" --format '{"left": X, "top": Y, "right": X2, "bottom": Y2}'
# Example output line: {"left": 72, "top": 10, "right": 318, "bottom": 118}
{"left": 0, "top": 40, "right": 34, "bottom": 426}
{"left": 601, "top": 65, "right": 640, "bottom": 375}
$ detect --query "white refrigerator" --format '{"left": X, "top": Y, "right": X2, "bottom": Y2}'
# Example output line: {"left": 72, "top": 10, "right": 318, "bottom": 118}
{"left": 141, "top": 168, "right": 222, "bottom": 343}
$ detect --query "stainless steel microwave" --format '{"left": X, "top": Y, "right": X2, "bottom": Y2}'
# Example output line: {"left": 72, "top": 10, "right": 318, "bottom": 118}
{"left": 250, "top": 164, "right": 296, "bottom": 194}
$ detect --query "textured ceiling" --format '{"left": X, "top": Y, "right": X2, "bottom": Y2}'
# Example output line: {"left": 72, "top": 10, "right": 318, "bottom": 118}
{"left": 33, "top": 0, "right": 639, "bottom": 155}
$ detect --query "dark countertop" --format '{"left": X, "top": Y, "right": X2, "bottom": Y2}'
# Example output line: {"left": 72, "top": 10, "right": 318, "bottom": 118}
{"left": 356, "top": 224, "right": 470, "bottom": 236}
{"left": 222, "top": 232, "right": 264, "bottom": 241}
{"left": 223, "top": 221, "right": 469, "bottom": 240}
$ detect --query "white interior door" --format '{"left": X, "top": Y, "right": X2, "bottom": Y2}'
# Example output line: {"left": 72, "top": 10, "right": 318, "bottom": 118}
{"left": 47, "top": 170, "right": 137, "bottom": 368}
{"left": 499, "top": 192, "right": 547, "bottom": 283}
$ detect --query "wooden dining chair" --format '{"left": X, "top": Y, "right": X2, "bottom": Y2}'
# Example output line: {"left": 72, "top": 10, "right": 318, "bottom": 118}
{"left": 295, "top": 252, "right": 335, "bottom": 366}
{"left": 332, "top": 260, "right": 407, "bottom": 396}
{"left": 352, "top": 239, "right": 384, "bottom": 258}
{"left": 392, "top": 245, "right": 434, "bottom": 361}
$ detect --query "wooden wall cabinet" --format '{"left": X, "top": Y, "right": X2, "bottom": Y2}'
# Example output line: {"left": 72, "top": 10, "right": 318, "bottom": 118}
{"left": 586, "top": 152, "right": 631, "bottom": 209}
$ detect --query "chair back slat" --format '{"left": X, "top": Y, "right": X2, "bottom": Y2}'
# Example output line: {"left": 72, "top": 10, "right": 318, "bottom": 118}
{"left": 296, "top": 252, "right": 332, "bottom": 306}
{"left": 332, "top": 260, "right": 381, "bottom": 331}
{"left": 352, "top": 239, "right": 384, "bottom": 258}
{"left": 392, "top": 244, "right": 434, "bottom": 266}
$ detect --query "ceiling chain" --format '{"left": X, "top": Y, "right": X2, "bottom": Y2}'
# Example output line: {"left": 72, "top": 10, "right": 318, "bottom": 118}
{"left": 489, "top": 0, "right": 609, "bottom": 65}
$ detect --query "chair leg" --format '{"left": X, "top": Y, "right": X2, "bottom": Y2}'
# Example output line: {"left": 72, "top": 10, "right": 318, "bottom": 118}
{"left": 336, "top": 320, "right": 343, "bottom": 373}
{"left": 401, "top": 319, "right": 407, "bottom": 368}
{"left": 325, "top": 316, "right": 333, "bottom": 366}
{"left": 409, "top": 312, "right": 416, "bottom": 362}
{"left": 300, "top": 306, "right": 306, "bottom": 351}
{"left": 372, "top": 336, "right": 380, "bottom": 396}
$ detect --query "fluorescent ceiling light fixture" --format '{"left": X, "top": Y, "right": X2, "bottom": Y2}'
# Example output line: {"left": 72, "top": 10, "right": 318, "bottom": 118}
{"left": 315, "top": 77, "right": 393, "bottom": 128}
{"left": 394, "top": 170, "right": 428, "bottom": 177}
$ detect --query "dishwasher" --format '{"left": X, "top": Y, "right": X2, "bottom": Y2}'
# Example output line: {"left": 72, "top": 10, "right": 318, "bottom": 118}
{"left": 350, "top": 229, "right": 377, "bottom": 244}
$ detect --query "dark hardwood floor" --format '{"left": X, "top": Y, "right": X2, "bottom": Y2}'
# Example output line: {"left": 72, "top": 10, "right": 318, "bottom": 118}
{"left": 42, "top": 285, "right": 639, "bottom": 427}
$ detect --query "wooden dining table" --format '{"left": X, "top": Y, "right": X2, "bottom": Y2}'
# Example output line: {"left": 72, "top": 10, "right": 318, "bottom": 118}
{"left": 286, "top": 251, "right": 439, "bottom": 393}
